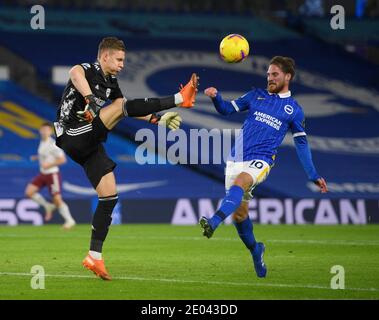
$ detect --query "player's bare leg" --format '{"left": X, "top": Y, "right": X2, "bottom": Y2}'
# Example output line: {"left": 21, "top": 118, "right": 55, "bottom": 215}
{"left": 99, "top": 73, "right": 199, "bottom": 130}
{"left": 99, "top": 98, "right": 124, "bottom": 130}
{"left": 232, "top": 172, "right": 254, "bottom": 190}
{"left": 95, "top": 171, "right": 117, "bottom": 197}
{"left": 82, "top": 172, "right": 117, "bottom": 280}
{"left": 25, "top": 183, "right": 56, "bottom": 221}
{"left": 25, "top": 183, "right": 38, "bottom": 198}
{"left": 232, "top": 201, "right": 249, "bottom": 223}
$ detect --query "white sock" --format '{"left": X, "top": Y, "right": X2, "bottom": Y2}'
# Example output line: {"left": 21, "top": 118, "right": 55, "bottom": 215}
{"left": 31, "top": 193, "right": 50, "bottom": 208}
{"left": 89, "top": 250, "right": 102, "bottom": 260}
{"left": 174, "top": 93, "right": 183, "bottom": 105}
{"left": 58, "top": 202, "right": 75, "bottom": 224}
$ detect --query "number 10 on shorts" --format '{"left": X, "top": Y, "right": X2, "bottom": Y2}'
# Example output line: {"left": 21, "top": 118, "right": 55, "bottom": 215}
{"left": 249, "top": 160, "right": 264, "bottom": 169}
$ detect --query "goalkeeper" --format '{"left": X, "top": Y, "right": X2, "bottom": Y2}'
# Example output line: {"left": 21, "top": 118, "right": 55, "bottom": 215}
{"left": 54, "top": 37, "right": 198, "bottom": 280}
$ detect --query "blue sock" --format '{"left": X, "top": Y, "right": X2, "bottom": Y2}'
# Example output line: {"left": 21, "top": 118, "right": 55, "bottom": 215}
{"left": 233, "top": 216, "right": 256, "bottom": 252}
{"left": 209, "top": 185, "right": 244, "bottom": 230}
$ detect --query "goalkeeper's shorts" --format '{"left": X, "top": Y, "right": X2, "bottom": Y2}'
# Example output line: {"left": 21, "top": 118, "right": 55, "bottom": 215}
{"left": 56, "top": 116, "right": 116, "bottom": 189}
{"left": 225, "top": 160, "right": 271, "bottom": 201}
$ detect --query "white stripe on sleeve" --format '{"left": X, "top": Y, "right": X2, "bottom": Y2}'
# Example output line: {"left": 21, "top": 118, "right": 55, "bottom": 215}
{"left": 293, "top": 132, "right": 307, "bottom": 138}
{"left": 231, "top": 100, "right": 240, "bottom": 112}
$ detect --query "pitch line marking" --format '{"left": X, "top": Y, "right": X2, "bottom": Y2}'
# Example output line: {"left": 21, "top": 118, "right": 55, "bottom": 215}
{"left": 0, "top": 272, "right": 378, "bottom": 293}
{"left": 2, "top": 233, "right": 379, "bottom": 246}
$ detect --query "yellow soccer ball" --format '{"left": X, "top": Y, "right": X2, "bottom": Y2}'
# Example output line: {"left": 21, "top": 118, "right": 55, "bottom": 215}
{"left": 219, "top": 34, "right": 250, "bottom": 63}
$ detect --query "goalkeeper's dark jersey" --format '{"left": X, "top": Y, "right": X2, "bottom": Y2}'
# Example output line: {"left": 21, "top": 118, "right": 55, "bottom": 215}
{"left": 56, "top": 62, "right": 123, "bottom": 130}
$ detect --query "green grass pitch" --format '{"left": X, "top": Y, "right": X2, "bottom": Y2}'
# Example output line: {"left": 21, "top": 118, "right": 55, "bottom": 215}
{"left": 1, "top": 224, "right": 378, "bottom": 299}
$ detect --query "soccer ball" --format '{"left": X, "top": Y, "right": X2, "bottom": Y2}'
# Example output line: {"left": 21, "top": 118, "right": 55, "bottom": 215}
{"left": 219, "top": 34, "right": 249, "bottom": 63}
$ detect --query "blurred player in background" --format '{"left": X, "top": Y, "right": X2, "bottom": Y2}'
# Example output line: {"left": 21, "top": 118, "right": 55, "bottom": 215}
{"left": 54, "top": 37, "right": 198, "bottom": 280}
{"left": 25, "top": 122, "right": 76, "bottom": 229}
{"left": 201, "top": 56, "right": 328, "bottom": 278}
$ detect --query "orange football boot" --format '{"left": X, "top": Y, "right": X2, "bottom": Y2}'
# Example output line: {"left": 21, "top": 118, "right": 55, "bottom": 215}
{"left": 179, "top": 73, "right": 199, "bottom": 108}
{"left": 82, "top": 254, "right": 112, "bottom": 281}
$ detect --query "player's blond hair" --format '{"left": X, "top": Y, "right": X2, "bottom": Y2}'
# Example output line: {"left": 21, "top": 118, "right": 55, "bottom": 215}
{"left": 97, "top": 37, "right": 126, "bottom": 59}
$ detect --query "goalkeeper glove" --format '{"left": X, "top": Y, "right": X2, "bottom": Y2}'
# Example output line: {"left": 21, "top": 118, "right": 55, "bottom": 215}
{"left": 149, "top": 112, "right": 182, "bottom": 131}
{"left": 76, "top": 94, "right": 100, "bottom": 123}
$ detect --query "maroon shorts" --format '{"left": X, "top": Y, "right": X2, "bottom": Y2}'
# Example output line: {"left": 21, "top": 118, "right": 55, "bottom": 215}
{"left": 30, "top": 172, "right": 62, "bottom": 196}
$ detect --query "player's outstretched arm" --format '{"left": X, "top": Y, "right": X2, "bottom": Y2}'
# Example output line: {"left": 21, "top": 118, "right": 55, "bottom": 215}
{"left": 204, "top": 87, "right": 242, "bottom": 115}
{"left": 294, "top": 135, "right": 328, "bottom": 193}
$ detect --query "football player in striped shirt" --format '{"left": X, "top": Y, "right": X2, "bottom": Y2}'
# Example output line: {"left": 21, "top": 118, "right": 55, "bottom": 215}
{"left": 200, "top": 56, "right": 328, "bottom": 278}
